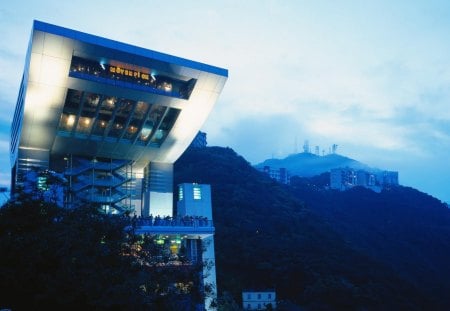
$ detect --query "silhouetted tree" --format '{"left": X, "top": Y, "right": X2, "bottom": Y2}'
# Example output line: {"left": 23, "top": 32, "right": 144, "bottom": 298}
{"left": 0, "top": 192, "right": 204, "bottom": 310}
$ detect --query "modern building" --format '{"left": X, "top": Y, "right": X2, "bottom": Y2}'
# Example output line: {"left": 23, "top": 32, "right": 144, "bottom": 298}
{"left": 135, "top": 183, "right": 217, "bottom": 309}
{"left": 382, "top": 171, "right": 399, "bottom": 186}
{"left": 10, "top": 20, "right": 227, "bottom": 310}
{"left": 189, "top": 131, "right": 208, "bottom": 148}
{"left": 330, "top": 168, "right": 357, "bottom": 191}
{"left": 242, "top": 290, "right": 276, "bottom": 310}
{"left": 10, "top": 20, "right": 227, "bottom": 214}
{"left": 259, "top": 166, "right": 290, "bottom": 184}
{"left": 330, "top": 168, "right": 398, "bottom": 192}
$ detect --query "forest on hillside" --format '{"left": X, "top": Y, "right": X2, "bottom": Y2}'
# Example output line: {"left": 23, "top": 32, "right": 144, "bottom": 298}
{"left": 175, "top": 146, "right": 450, "bottom": 310}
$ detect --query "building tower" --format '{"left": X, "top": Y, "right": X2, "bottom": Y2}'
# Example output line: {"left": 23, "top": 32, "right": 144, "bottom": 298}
{"left": 10, "top": 20, "right": 227, "bottom": 310}
{"left": 177, "top": 183, "right": 216, "bottom": 309}
{"left": 10, "top": 20, "right": 227, "bottom": 214}
{"left": 303, "top": 140, "right": 310, "bottom": 153}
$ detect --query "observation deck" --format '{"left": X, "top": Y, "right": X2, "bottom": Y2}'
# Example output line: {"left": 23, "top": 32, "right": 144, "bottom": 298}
{"left": 130, "top": 216, "right": 214, "bottom": 238}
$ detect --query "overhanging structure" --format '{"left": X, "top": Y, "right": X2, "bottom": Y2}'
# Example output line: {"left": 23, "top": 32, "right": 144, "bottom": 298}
{"left": 10, "top": 20, "right": 227, "bottom": 215}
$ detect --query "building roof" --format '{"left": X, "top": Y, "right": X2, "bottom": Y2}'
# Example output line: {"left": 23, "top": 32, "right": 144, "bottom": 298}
{"left": 32, "top": 21, "right": 228, "bottom": 77}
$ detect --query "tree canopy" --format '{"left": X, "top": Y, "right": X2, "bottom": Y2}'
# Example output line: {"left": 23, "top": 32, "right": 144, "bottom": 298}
{"left": 0, "top": 193, "right": 203, "bottom": 310}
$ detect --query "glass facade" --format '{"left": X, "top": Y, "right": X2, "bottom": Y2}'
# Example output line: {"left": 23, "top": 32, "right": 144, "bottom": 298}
{"left": 69, "top": 56, "right": 197, "bottom": 100}
{"left": 58, "top": 88, "right": 180, "bottom": 147}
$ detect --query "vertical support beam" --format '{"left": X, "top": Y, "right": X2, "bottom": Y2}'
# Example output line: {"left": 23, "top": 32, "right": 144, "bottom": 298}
{"left": 203, "top": 236, "right": 217, "bottom": 311}
{"left": 142, "top": 162, "right": 174, "bottom": 217}
{"left": 177, "top": 183, "right": 217, "bottom": 310}
{"left": 142, "top": 165, "right": 150, "bottom": 217}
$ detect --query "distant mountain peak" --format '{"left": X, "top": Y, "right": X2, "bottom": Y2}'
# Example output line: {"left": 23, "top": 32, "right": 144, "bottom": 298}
{"left": 255, "top": 152, "right": 376, "bottom": 177}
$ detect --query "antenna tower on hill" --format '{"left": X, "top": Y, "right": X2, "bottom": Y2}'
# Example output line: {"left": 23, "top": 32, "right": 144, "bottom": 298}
{"left": 332, "top": 144, "right": 338, "bottom": 154}
{"left": 303, "top": 140, "right": 310, "bottom": 153}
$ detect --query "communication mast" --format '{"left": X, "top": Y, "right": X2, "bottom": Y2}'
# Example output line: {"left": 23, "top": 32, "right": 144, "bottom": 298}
{"left": 332, "top": 144, "right": 338, "bottom": 154}
{"left": 303, "top": 140, "right": 310, "bottom": 153}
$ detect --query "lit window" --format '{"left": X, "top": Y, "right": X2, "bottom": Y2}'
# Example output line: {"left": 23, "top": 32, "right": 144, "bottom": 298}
{"left": 257, "top": 294, "right": 261, "bottom": 299}
{"left": 140, "top": 126, "right": 152, "bottom": 141}
{"left": 178, "top": 186, "right": 184, "bottom": 201}
{"left": 76, "top": 117, "right": 93, "bottom": 134}
{"left": 37, "top": 176, "right": 48, "bottom": 191}
{"left": 193, "top": 186, "right": 201, "bottom": 200}
{"left": 154, "top": 129, "right": 164, "bottom": 139}
{"left": 67, "top": 115, "right": 75, "bottom": 126}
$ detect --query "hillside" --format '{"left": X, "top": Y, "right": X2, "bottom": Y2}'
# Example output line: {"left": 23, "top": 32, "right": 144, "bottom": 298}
{"left": 255, "top": 152, "right": 374, "bottom": 177}
{"left": 290, "top": 175, "right": 450, "bottom": 308}
{"left": 174, "top": 147, "right": 450, "bottom": 310}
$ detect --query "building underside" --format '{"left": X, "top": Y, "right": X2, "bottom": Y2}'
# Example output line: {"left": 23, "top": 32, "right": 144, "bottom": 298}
{"left": 10, "top": 20, "right": 227, "bottom": 216}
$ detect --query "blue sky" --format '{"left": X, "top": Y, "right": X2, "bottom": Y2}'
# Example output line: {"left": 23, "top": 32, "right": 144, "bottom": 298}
{"left": 1, "top": 0, "right": 449, "bottom": 202}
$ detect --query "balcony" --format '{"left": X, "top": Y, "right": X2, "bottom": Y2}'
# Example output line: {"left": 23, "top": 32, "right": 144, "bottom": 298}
{"left": 130, "top": 216, "right": 215, "bottom": 237}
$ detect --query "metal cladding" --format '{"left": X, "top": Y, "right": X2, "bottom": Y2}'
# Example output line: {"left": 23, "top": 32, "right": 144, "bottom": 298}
{"left": 11, "top": 20, "right": 228, "bottom": 175}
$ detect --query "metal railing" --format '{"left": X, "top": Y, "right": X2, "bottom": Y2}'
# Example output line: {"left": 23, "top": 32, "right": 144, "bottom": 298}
{"left": 132, "top": 216, "right": 213, "bottom": 228}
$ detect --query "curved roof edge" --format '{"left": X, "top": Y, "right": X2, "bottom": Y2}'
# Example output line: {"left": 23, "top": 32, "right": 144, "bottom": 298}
{"left": 33, "top": 20, "right": 228, "bottom": 78}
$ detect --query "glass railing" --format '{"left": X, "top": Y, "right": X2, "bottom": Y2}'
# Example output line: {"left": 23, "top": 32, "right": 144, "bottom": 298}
{"left": 69, "top": 56, "right": 195, "bottom": 100}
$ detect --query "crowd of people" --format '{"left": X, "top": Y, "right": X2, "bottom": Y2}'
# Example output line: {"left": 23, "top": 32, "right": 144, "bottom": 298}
{"left": 131, "top": 214, "right": 211, "bottom": 228}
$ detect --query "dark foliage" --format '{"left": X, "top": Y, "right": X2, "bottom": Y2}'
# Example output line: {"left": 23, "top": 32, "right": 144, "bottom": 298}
{"left": 175, "top": 146, "right": 448, "bottom": 310}
{"left": 290, "top": 175, "right": 450, "bottom": 309}
{"left": 0, "top": 194, "right": 203, "bottom": 310}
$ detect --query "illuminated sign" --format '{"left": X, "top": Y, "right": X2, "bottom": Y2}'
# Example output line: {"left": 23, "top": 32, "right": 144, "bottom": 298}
{"left": 69, "top": 56, "right": 194, "bottom": 99}
{"left": 109, "top": 66, "right": 150, "bottom": 81}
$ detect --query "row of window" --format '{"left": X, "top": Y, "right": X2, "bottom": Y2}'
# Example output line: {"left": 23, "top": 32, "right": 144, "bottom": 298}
{"left": 178, "top": 185, "right": 202, "bottom": 201}
{"left": 69, "top": 56, "right": 196, "bottom": 100}
{"left": 245, "top": 293, "right": 273, "bottom": 300}
{"left": 58, "top": 89, "right": 180, "bottom": 147}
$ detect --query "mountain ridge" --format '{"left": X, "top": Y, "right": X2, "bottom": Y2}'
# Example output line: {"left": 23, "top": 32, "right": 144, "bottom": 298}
{"left": 256, "top": 152, "right": 381, "bottom": 177}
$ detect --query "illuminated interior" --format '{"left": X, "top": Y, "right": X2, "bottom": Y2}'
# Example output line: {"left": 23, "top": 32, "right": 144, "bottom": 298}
{"left": 69, "top": 56, "right": 197, "bottom": 100}
{"left": 11, "top": 20, "right": 228, "bottom": 214}
{"left": 57, "top": 89, "right": 180, "bottom": 147}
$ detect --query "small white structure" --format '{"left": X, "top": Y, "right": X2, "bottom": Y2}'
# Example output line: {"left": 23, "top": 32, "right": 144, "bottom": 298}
{"left": 177, "top": 183, "right": 213, "bottom": 220}
{"left": 242, "top": 290, "right": 276, "bottom": 310}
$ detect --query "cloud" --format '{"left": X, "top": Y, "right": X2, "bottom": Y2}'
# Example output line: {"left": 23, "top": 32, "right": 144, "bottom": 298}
{"left": 1, "top": 0, "right": 450, "bottom": 202}
{"left": 205, "top": 113, "right": 307, "bottom": 163}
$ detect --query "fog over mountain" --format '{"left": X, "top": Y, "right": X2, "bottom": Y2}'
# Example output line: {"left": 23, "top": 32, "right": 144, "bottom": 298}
{"left": 256, "top": 152, "right": 380, "bottom": 177}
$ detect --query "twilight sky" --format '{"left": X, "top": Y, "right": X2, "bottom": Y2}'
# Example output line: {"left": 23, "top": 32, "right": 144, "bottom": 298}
{"left": 0, "top": 0, "right": 449, "bottom": 202}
